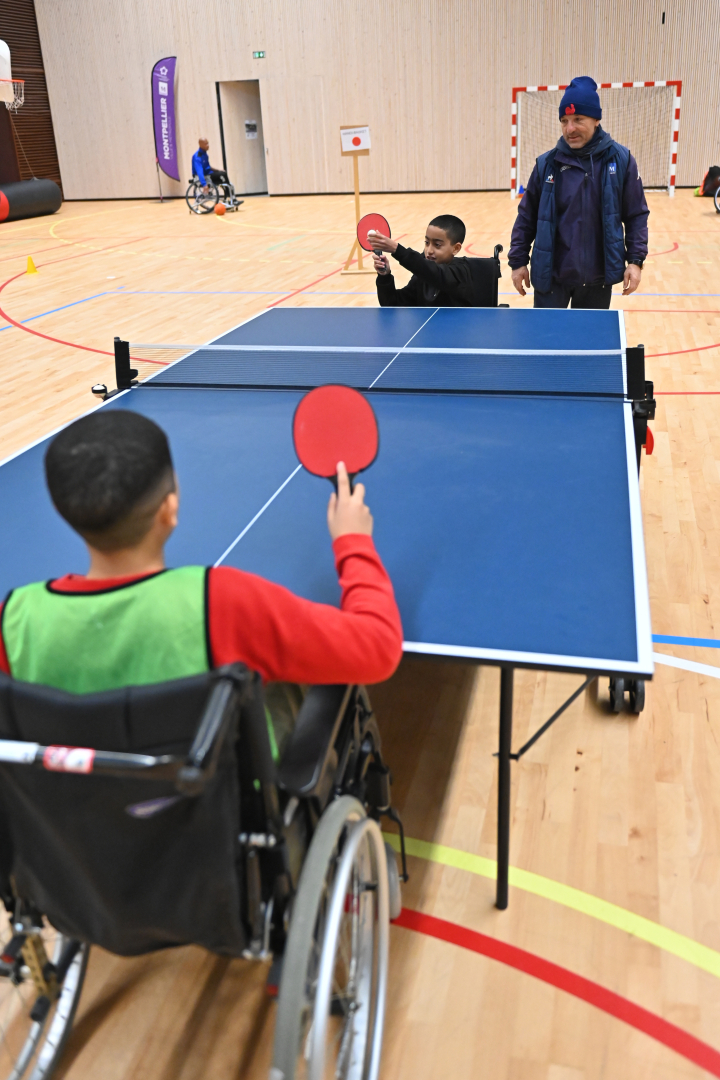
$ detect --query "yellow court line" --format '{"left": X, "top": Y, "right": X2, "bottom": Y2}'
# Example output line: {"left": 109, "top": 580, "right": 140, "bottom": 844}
{"left": 384, "top": 834, "right": 720, "bottom": 980}
{"left": 48, "top": 204, "right": 140, "bottom": 242}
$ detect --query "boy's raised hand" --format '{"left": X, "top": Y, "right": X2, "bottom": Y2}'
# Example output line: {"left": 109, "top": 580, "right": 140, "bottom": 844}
{"left": 367, "top": 230, "right": 398, "bottom": 255}
{"left": 372, "top": 251, "right": 390, "bottom": 275}
{"left": 327, "top": 461, "right": 373, "bottom": 540}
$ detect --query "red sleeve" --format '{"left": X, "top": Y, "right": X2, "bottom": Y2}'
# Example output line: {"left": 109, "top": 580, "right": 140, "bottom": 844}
{"left": 0, "top": 602, "right": 8, "bottom": 676}
{"left": 208, "top": 534, "right": 403, "bottom": 684}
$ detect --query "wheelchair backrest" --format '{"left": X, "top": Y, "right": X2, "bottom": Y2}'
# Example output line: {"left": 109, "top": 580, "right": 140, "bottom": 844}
{"left": 467, "top": 253, "right": 501, "bottom": 307}
{"left": 0, "top": 667, "right": 271, "bottom": 958}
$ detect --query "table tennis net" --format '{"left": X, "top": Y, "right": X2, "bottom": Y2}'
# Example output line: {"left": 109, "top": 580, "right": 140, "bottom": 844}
{"left": 130, "top": 342, "right": 626, "bottom": 396}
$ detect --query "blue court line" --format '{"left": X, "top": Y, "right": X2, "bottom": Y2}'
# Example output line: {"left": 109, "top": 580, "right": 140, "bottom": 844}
{"left": 0, "top": 287, "right": 384, "bottom": 332}
{"left": 653, "top": 634, "right": 720, "bottom": 648}
{"left": 118, "top": 289, "right": 378, "bottom": 296}
{"left": 0, "top": 291, "right": 111, "bottom": 332}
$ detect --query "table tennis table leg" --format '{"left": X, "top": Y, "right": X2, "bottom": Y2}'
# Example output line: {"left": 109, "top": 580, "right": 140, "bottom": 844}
{"left": 496, "top": 666, "right": 514, "bottom": 910}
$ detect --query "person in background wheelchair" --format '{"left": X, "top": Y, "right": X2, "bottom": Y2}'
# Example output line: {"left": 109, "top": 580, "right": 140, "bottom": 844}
{"left": 191, "top": 137, "right": 243, "bottom": 207}
{"left": 0, "top": 410, "right": 404, "bottom": 1080}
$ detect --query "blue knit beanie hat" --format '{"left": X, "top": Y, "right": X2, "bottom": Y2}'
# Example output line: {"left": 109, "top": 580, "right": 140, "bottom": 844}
{"left": 558, "top": 76, "right": 602, "bottom": 120}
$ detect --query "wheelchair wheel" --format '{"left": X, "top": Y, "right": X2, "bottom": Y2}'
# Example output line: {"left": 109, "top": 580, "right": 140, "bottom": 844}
{"left": 185, "top": 180, "right": 219, "bottom": 214}
{"left": 0, "top": 908, "right": 88, "bottom": 1080}
{"left": 608, "top": 677, "right": 625, "bottom": 713}
{"left": 628, "top": 679, "right": 645, "bottom": 714}
{"left": 272, "top": 795, "right": 389, "bottom": 1080}
{"left": 714, "top": 186, "right": 720, "bottom": 214}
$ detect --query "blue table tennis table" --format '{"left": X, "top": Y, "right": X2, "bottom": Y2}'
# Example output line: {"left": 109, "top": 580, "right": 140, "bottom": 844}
{"left": 0, "top": 305, "right": 655, "bottom": 908}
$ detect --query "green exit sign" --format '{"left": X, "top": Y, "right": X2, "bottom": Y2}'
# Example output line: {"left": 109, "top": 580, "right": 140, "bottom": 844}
{"left": 253, "top": 51, "right": 265, "bottom": 58}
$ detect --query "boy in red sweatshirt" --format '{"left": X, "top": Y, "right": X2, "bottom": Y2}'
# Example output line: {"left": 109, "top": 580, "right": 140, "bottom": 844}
{"left": 0, "top": 411, "right": 403, "bottom": 737}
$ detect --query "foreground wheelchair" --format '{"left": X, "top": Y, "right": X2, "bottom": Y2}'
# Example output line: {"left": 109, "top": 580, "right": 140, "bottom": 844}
{"left": 0, "top": 665, "right": 406, "bottom": 1079}
{"left": 185, "top": 175, "right": 244, "bottom": 214}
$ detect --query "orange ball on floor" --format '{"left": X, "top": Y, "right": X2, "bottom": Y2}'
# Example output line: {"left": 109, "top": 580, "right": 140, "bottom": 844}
{"left": 214, "top": 202, "right": 226, "bottom": 216}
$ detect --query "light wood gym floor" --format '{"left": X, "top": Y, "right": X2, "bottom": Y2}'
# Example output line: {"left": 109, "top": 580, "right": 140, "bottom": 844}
{"left": 1, "top": 189, "right": 720, "bottom": 1079}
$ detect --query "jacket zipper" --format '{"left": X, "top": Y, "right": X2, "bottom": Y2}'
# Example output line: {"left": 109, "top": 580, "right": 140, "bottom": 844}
{"left": 582, "top": 169, "right": 588, "bottom": 286}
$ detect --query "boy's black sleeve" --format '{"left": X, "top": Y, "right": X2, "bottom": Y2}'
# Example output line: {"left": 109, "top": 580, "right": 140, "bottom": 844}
{"left": 376, "top": 272, "right": 423, "bottom": 307}
{"left": 390, "top": 244, "right": 468, "bottom": 290}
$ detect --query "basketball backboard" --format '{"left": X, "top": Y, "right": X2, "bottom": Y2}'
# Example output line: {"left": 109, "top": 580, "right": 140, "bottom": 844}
{"left": 0, "top": 40, "right": 23, "bottom": 109}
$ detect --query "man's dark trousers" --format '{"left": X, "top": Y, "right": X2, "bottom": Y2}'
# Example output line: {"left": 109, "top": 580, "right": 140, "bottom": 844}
{"left": 533, "top": 283, "right": 613, "bottom": 309}
{"left": 209, "top": 169, "right": 230, "bottom": 188}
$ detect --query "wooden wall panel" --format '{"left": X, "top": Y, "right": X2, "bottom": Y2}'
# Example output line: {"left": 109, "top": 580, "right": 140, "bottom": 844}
{"left": 33, "top": 0, "right": 720, "bottom": 200}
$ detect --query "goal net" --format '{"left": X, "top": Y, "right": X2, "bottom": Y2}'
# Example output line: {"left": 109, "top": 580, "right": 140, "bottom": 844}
{"left": 511, "top": 82, "right": 681, "bottom": 198}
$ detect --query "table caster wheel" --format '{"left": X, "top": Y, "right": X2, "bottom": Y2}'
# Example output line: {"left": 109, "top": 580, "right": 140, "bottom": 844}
{"left": 609, "top": 677, "right": 625, "bottom": 713}
{"left": 628, "top": 679, "right": 645, "bottom": 713}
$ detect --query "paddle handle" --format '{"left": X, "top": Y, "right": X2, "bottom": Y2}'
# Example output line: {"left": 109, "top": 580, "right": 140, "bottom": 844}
{"left": 329, "top": 473, "right": 356, "bottom": 495}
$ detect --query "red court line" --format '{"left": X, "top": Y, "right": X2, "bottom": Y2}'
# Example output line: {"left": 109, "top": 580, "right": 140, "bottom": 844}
{"left": 396, "top": 908, "right": 720, "bottom": 1076}
{"left": 0, "top": 243, "right": 76, "bottom": 266}
{"left": 267, "top": 266, "right": 346, "bottom": 308}
{"left": 35, "top": 238, "right": 150, "bottom": 270}
{"left": 647, "top": 342, "right": 720, "bottom": 358}
{"left": 647, "top": 242, "right": 680, "bottom": 257}
{"left": 268, "top": 234, "right": 408, "bottom": 308}
{"left": 462, "top": 242, "right": 507, "bottom": 257}
{"left": 0, "top": 244, "right": 168, "bottom": 365}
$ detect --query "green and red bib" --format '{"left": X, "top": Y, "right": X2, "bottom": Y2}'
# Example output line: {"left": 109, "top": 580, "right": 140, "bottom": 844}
{"left": 2, "top": 567, "right": 210, "bottom": 694}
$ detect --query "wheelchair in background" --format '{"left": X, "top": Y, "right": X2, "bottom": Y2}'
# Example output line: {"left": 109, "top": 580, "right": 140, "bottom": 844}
{"left": 0, "top": 665, "right": 406, "bottom": 1080}
{"left": 185, "top": 174, "right": 244, "bottom": 214}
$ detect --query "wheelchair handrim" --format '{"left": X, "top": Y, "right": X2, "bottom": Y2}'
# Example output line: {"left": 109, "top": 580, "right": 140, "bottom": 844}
{"left": 309, "top": 816, "right": 389, "bottom": 1080}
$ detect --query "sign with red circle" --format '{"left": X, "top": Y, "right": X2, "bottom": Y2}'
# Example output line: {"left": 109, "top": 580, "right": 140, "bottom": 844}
{"left": 340, "top": 126, "right": 371, "bottom": 153}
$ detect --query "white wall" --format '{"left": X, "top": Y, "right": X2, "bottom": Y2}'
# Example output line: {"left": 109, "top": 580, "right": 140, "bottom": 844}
{"left": 34, "top": 0, "right": 720, "bottom": 199}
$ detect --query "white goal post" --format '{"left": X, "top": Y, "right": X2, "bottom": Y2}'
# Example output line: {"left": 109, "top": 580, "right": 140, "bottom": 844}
{"left": 511, "top": 81, "right": 682, "bottom": 198}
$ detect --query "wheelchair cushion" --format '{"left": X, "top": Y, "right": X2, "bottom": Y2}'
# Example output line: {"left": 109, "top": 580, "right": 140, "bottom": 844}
{"left": 0, "top": 671, "right": 248, "bottom": 957}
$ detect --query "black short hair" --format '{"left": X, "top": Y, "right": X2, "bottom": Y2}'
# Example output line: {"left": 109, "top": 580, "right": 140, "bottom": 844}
{"left": 45, "top": 411, "right": 175, "bottom": 552}
{"left": 428, "top": 215, "right": 466, "bottom": 246}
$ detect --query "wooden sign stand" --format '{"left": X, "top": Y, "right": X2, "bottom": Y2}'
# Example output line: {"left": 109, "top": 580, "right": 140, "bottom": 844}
{"left": 340, "top": 126, "right": 375, "bottom": 275}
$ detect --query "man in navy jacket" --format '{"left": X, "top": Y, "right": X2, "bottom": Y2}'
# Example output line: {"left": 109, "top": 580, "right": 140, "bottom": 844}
{"left": 508, "top": 77, "right": 649, "bottom": 309}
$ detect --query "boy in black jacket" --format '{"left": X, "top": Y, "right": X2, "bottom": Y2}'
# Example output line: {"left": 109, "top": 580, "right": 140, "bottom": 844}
{"left": 371, "top": 215, "right": 474, "bottom": 307}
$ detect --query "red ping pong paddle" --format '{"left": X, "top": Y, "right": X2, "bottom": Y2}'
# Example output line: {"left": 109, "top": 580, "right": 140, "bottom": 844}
{"left": 357, "top": 213, "right": 391, "bottom": 266}
{"left": 293, "top": 385, "right": 379, "bottom": 491}
{"left": 645, "top": 426, "right": 654, "bottom": 455}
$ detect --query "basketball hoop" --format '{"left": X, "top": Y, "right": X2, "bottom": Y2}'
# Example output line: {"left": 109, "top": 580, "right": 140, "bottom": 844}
{"left": 0, "top": 78, "right": 24, "bottom": 111}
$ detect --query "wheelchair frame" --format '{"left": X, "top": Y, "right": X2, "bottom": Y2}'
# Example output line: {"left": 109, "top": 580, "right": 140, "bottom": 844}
{"left": 185, "top": 176, "right": 244, "bottom": 214}
{"left": 0, "top": 666, "right": 406, "bottom": 1080}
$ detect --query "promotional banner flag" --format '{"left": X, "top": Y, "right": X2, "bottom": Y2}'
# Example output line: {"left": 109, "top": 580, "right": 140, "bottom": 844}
{"left": 152, "top": 57, "right": 179, "bottom": 181}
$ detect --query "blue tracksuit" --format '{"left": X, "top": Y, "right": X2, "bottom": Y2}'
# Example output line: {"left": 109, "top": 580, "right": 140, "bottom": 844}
{"left": 508, "top": 130, "right": 649, "bottom": 290}
{"left": 191, "top": 148, "right": 212, "bottom": 184}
